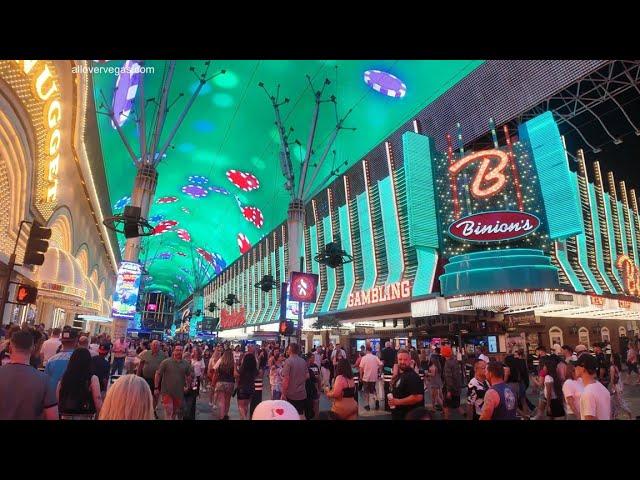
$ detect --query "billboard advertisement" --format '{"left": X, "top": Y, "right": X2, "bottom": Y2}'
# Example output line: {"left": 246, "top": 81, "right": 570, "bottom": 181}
{"left": 112, "top": 262, "right": 142, "bottom": 319}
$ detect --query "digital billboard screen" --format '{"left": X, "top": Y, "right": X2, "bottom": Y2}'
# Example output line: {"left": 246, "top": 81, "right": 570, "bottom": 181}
{"left": 112, "top": 262, "right": 141, "bottom": 319}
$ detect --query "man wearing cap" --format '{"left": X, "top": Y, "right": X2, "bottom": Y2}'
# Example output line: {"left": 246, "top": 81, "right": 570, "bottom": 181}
{"left": 91, "top": 344, "right": 111, "bottom": 396}
{"left": 44, "top": 326, "right": 78, "bottom": 391}
{"left": 0, "top": 331, "right": 58, "bottom": 420}
{"left": 575, "top": 353, "right": 610, "bottom": 420}
{"left": 574, "top": 344, "right": 590, "bottom": 359}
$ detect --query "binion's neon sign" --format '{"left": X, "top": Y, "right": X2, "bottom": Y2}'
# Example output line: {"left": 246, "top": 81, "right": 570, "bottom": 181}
{"left": 616, "top": 255, "right": 640, "bottom": 296}
{"left": 448, "top": 149, "right": 510, "bottom": 200}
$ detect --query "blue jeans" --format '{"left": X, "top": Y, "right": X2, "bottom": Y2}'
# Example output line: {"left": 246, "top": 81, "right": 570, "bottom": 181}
{"left": 110, "top": 357, "right": 125, "bottom": 375}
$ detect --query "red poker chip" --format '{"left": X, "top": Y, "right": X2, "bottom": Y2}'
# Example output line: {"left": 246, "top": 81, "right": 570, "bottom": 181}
{"left": 151, "top": 220, "right": 178, "bottom": 235}
{"left": 226, "top": 169, "right": 260, "bottom": 192}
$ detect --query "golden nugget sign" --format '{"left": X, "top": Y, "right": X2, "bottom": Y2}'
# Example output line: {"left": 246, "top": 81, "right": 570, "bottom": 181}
{"left": 347, "top": 280, "right": 412, "bottom": 308}
{"left": 616, "top": 255, "right": 640, "bottom": 296}
{"left": 14, "top": 60, "right": 62, "bottom": 203}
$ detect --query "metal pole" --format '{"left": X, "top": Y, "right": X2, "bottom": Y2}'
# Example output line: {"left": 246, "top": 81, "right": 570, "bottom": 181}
{"left": 297, "top": 255, "right": 304, "bottom": 348}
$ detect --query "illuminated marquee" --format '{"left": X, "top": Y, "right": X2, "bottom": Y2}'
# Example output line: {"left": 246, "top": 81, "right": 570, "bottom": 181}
{"left": 347, "top": 280, "right": 411, "bottom": 308}
{"left": 14, "top": 60, "right": 62, "bottom": 203}
{"left": 616, "top": 255, "right": 640, "bottom": 296}
{"left": 449, "top": 149, "right": 510, "bottom": 200}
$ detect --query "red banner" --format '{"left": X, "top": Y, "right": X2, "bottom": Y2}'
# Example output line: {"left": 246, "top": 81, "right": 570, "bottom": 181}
{"left": 448, "top": 210, "right": 540, "bottom": 243}
{"left": 220, "top": 307, "right": 246, "bottom": 329}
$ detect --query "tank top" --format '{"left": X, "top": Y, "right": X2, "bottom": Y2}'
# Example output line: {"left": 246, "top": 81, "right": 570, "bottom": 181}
{"left": 489, "top": 382, "right": 517, "bottom": 420}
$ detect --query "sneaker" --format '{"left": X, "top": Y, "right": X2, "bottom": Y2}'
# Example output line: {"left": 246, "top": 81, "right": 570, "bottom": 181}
{"left": 364, "top": 405, "right": 371, "bottom": 411}
{"left": 375, "top": 400, "right": 380, "bottom": 410}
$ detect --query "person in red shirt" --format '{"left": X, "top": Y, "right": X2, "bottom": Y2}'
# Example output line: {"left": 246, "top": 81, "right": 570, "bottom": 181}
{"left": 110, "top": 336, "right": 127, "bottom": 376}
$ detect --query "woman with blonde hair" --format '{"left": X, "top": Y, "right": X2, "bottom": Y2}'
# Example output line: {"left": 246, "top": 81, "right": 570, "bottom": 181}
{"left": 98, "top": 374, "right": 154, "bottom": 420}
{"left": 211, "top": 349, "right": 235, "bottom": 420}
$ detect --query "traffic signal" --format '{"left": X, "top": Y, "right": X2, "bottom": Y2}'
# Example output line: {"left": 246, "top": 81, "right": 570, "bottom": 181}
{"left": 23, "top": 221, "right": 52, "bottom": 266}
{"left": 15, "top": 284, "right": 37, "bottom": 304}
{"left": 278, "top": 320, "right": 294, "bottom": 336}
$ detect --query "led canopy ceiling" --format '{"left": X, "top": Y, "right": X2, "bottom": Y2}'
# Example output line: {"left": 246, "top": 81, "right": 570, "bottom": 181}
{"left": 93, "top": 60, "right": 482, "bottom": 301}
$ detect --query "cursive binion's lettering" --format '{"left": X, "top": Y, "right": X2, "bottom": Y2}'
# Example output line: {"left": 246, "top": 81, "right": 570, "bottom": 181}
{"left": 458, "top": 218, "right": 534, "bottom": 237}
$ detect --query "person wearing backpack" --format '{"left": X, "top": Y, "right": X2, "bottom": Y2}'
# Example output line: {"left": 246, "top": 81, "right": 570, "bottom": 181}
{"left": 305, "top": 353, "right": 321, "bottom": 419}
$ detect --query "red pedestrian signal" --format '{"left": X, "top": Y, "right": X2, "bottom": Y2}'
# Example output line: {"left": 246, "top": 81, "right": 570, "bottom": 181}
{"left": 15, "top": 284, "right": 37, "bottom": 304}
{"left": 279, "top": 320, "right": 294, "bottom": 336}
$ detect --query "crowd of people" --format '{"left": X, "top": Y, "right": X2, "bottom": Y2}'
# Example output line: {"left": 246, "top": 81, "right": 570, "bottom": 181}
{"left": 0, "top": 320, "right": 638, "bottom": 421}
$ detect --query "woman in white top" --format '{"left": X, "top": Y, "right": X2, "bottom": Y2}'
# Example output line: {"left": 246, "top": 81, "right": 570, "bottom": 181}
{"left": 609, "top": 353, "right": 632, "bottom": 420}
{"left": 561, "top": 363, "right": 583, "bottom": 420}
{"left": 124, "top": 341, "right": 139, "bottom": 374}
{"left": 191, "top": 347, "right": 205, "bottom": 395}
{"left": 543, "top": 357, "right": 565, "bottom": 419}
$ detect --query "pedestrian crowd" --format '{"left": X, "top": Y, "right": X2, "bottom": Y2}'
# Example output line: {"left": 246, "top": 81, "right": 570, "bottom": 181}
{"left": 0, "top": 320, "right": 637, "bottom": 421}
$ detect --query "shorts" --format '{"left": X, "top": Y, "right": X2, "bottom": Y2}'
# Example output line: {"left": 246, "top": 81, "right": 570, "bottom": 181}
{"left": 628, "top": 363, "right": 639, "bottom": 374}
{"left": 444, "top": 395, "right": 461, "bottom": 409}
{"left": 161, "top": 394, "right": 183, "bottom": 411}
{"left": 363, "top": 382, "right": 376, "bottom": 394}
{"left": 215, "top": 381, "right": 235, "bottom": 394}
{"left": 237, "top": 386, "right": 255, "bottom": 400}
{"left": 286, "top": 398, "right": 307, "bottom": 415}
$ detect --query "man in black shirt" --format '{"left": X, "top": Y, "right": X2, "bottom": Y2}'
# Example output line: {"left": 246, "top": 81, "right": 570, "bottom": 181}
{"left": 389, "top": 349, "right": 423, "bottom": 420}
{"left": 305, "top": 354, "right": 321, "bottom": 419}
{"left": 594, "top": 344, "right": 609, "bottom": 386}
{"left": 91, "top": 344, "right": 111, "bottom": 396}
{"left": 381, "top": 341, "right": 397, "bottom": 370}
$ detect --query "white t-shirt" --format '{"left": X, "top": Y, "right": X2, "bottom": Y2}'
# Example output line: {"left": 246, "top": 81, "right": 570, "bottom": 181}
{"left": 192, "top": 359, "right": 205, "bottom": 377}
{"left": 562, "top": 378, "right": 584, "bottom": 415}
{"left": 89, "top": 343, "right": 99, "bottom": 357}
{"left": 580, "top": 381, "right": 611, "bottom": 420}
{"left": 359, "top": 353, "right": 383, "bottom": 382}
{"left": 544, "top": 375, "right": 557, "bottom": 400}
{"left": 41, "top": 337, "right": 62, "bottom": 365}
{"left": 233, "top": 351, "right": 241, "bottom": 364}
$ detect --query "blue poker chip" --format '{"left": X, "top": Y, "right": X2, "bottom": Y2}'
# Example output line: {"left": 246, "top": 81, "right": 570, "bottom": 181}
{"left": 363, "top": 70, "right": 407, "bottom": 98}
{"left": 188, "top": 175, "right": 209, "bottom": 185}
{"left": 208, "top": 185, "right": 230, "bottom": 195}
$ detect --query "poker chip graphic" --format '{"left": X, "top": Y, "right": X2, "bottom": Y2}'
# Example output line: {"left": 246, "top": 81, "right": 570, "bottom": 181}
{"left": 226, "top": 170, "right": 260, "bottom": 192}
{"left": 208, "top": 185, "right": 230, "bottom": 195}
{"left": 237, "top": 233, "right": 251, "bottom": 254}
{"left": 176, "top": 229, "right": 191, "bottom": 242}
{"left": 235, "top": 195, "right": 264, "bottom": 228}
{"left": 149, "top": 213, "right": 165, "bottom": 223}
{"left": 196, "top": 247, "right": 215, "bottom": 265}
{"left": 156, "top": 196, "right": 178, "bottom": 204}
{"left": 151, "top": 220, "right": 178, "bottom": 235}
{"left": 113, "top": 196, "right": 131, "bottom": 211}
{"left": 158, "top": 252, "right": 172, "bottom": 260}
{"left": 188, "top": 175, "right": 209, "bottom": 185}
{"left": 181, "top": 184, "right": 208, "bottom": 198}
{"left": 363, "top": 70, "right": 407, "bottom": 98}
{"left": 111, "top": 60, "right": 143, "bottom": 128}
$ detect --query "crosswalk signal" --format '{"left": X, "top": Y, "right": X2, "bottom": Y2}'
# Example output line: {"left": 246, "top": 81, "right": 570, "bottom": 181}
{"left": 279, "top": 320, "right": 294, "bottom": 336}
{"left": 15, "top": 284, "right": 37, "bottom": 304}
{"left": 23, "top": 221, "right": 51, "bottom": 266}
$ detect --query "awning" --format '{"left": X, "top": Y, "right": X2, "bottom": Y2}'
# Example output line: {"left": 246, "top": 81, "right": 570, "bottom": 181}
{"left": 77, "top": 315, "right": 113, "bottom": 323}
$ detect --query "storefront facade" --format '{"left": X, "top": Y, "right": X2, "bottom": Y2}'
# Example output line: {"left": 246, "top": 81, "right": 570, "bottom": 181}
{"left": 201, "top": 62, "right": 639, "bottom": 353}
{"left": 0, "top": 61, "right": 119, "bottom": 330}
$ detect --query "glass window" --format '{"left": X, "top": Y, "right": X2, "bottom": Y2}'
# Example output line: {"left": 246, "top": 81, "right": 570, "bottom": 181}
{"left": 578, "top": 327, "right": 590, "bottom": 347}
{"left": 601, "top": 327, "right": 610, "bottom": 342}
{"left": 549, "top": 327, "right": 563, "bottom": 348}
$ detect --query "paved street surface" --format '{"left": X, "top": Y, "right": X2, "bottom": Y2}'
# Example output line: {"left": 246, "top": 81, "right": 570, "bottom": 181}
{"left": 155, "top": 372, "right": 640, "bottom": 420}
